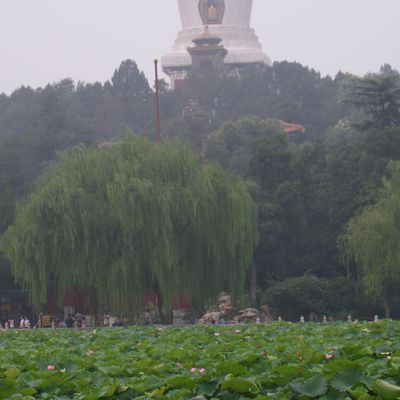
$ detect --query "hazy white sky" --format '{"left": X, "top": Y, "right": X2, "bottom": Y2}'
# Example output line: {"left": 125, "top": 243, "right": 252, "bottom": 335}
{"left": 0, "top": 0, "right": 399, "bottom": 95}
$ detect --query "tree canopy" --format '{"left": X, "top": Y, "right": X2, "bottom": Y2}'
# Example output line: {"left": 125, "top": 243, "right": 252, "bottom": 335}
{"left": 339, "top": 161, "right": 400, "bottom": 318}
{"left": 0, "top": 135, "right": 258, "bottom": 317}
{"left": 340, "top": 66, "right": 400, "bottom": 129}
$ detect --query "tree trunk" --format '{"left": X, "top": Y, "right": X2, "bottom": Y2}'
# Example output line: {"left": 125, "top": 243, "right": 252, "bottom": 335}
{"left": 156, "top": 291, "right": 171, "bottom": 325}
{"left": 383, "top": 286, "right": 392, "bottom": 319}
{"left": 250, "top": 262, "right": 257, "bottom": 306}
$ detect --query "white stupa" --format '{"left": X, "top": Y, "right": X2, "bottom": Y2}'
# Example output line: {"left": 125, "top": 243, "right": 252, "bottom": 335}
{"left": 162, "top": 0, "right": 271, "bottom": 85}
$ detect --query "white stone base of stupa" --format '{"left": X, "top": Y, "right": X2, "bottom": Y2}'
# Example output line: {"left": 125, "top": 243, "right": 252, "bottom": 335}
{"left": 162, "top": 24, "right": 271, "bottom": 72}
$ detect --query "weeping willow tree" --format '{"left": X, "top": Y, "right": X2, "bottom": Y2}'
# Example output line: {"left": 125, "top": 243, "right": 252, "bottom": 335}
{"left": 339, "top": 161, "right": 400, "bottom": 318}
{"left": 0, "top": 135, "right": 258, "bottom": 319}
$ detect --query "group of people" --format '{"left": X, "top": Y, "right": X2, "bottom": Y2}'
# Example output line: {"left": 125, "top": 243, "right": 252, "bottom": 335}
{"left": 64, "top": 313, "right": 86, "bottom": 328}
{"left": 0, "top": 319, "right": 15, "bottom": 329}
{"left": 102, "top": 313, "right": 124, "bottom": 327}
{"left": 1, "top": 313, "right": 89, "bottom": 330}
{"left": 20, "top": 316, "right": 31, "bottom": 328}
{"left": 102, "top": 312, "right": 136, "bottom": 327}
{"left": 0, "top": 316, "right": 30, "bottom": 330}
{"left": 2, "top": 311, "right": 153, "bottom": 329}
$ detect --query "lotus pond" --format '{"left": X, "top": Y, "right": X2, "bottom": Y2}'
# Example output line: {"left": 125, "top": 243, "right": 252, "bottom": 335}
{"left": 1, "top": 322, "right": 400, "bottom": 399}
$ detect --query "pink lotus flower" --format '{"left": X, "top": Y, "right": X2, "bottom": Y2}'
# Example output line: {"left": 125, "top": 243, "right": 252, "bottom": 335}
{"left": 199, "top": 368, "right": 206, "bottom": 376}
{"left": 47, "top": 365, "right": 55, "bottom": 371}
{"left": 190, "top": 367, "right": 197, "bottom": 373}
{"left": 214, "top": 332, "right": 220, "bottom": 337}
{"left": 235, "top": 329, "right": 241, "bottom": 334}
{"left": 325, "top": 353, "right": 334, "bottom": 360}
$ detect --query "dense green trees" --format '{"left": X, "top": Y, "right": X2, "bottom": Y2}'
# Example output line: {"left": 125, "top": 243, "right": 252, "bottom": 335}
{"left": 196, "top": 67, "right": 400, "bottom": 318}
{"left": 331, "top": 70, "right": 400, "bottom": 317}
{"left": 1, "top": 58, "right": 400, "bottom": 319}
{"left": 178, "top": 62, "right": 347, "bottom": 140}
{"left": 0, "top": 59, "right": 347, "bottom": 197}
{"left": 341, "top": 65, "right": 400, "bottom": 129}
{"left": 339, "top": 162, "right": 400, "bottom": 318}
{"left": 262, "top": 276, "right": 365, "bottom": 321}
{"left": 201, "top": 116, "right": 333, "bottom": 287}
{"left": 0, "top": 136, "right": 258, "bottom": 318}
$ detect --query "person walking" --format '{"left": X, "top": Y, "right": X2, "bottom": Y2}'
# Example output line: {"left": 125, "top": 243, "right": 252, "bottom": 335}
{"left": 24, "top": 317, "right": 31, "bottom": 329}
{"left": 65, "top": 314, "right": 74, "bottom": 328}
{"left": 144, "top": 309, "right": 152, "bottom": 326}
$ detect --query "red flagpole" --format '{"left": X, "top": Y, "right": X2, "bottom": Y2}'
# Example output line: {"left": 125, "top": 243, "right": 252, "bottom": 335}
{"left": 154, "top": 59, "right": 161, "bottom": 144}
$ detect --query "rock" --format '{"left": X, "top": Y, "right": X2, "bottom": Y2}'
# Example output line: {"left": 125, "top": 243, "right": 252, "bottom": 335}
{"left": 260, "top": 304, "right": 275, "bottom": 322}
{"left": 237, "top": 308, "right": 260, "bottom": 323}
{"left": 198, "top": 311, "right": 221, "bottom": 325}
{"left": 198, "top": 292, "right": 233, "bottom": 324}
{"left": 218, "top": 292, "right": 233, "bottom": 316}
